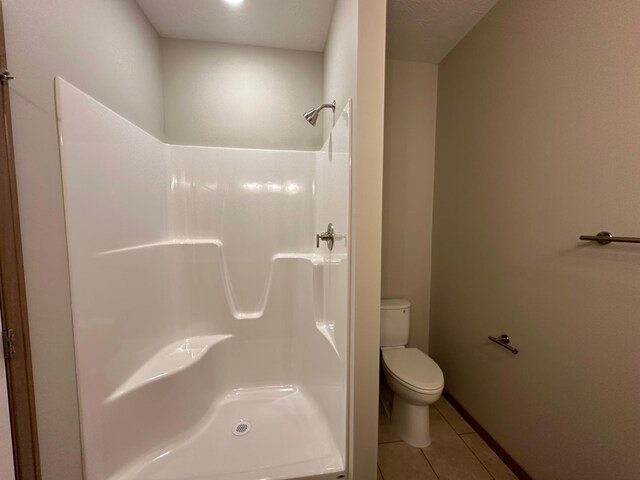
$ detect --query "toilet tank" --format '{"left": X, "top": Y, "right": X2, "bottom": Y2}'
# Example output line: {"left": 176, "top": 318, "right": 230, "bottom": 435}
{"left": 380, "top": 299, "right": 411, "bottom": 347}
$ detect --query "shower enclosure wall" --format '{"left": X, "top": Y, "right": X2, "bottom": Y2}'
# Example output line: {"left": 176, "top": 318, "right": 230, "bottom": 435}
{"left": 56, "top": 78, "right": 351, "bottom": 480}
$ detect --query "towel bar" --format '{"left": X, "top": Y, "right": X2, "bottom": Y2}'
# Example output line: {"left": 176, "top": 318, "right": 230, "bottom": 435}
{"left": 488, "top": 334, "right": 519, "bottom": 355}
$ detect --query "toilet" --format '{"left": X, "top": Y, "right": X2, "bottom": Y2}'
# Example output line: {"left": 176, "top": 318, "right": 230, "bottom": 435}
{"left": 380, "top": 299, "right": 444, "bottom": 447}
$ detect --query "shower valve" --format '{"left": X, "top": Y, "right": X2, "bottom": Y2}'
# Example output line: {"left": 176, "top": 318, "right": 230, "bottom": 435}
{"left": 316, "top": 222, "right": 346, "bottom": 251}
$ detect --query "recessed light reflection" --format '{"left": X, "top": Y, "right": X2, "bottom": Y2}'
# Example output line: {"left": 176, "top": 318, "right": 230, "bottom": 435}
{"left": 170, "top": 176, "right": 217, "bottom": 192}
{"left": 243, "top": 182, "right": 260, "bottom": 192}
{"left": 224, "top": 0, "right": 244, "bottom": 6}
{"left": 170, "top": 176, "right": 195, "bottom": 191}
{"left": 241, "top": 181, "right": 301, "bottom": 195}
{"left": 284, "top": 183, "right": 300, "bottom": 194}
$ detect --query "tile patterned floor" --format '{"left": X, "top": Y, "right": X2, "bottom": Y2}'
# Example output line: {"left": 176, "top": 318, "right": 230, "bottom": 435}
{"left": 378, "top": 397, "right": 518, "bottom": 480}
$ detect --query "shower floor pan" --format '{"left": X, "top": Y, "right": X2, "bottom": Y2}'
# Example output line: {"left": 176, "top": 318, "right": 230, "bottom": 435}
{"left": 112, "top": 385, "right": 344, "bottom": 480}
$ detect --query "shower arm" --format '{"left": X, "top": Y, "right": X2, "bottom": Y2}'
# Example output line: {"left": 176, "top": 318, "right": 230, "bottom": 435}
{"left": 317, "top": 102, "right": 336, "bottom": 111}
{"left": 303, "top": 101, "right": 336, "bottom": 126}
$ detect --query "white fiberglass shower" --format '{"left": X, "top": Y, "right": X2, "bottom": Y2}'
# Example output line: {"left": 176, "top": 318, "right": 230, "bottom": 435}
{"left": 56, "top": 78, "right": 350, "bottom": 480}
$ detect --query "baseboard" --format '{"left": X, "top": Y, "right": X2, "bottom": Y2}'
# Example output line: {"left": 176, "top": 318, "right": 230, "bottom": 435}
{"left": 443, "top": 389, "right": 533, "bottom": 480}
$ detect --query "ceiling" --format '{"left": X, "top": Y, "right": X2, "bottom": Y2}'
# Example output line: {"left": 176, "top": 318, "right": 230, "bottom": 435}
{"left": 386, "top": 0, "right": 499, "bottom": 63}
{"left": 137, "top": 0, "right": 496, "bottom": 63}
{"left": 136, "top": 0, "right": 336, "bottom": 52}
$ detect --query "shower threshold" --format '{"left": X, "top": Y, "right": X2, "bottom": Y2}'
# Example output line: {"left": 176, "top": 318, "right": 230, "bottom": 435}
{"left": 111, "top": 385, "right": 344, "bottom": 480}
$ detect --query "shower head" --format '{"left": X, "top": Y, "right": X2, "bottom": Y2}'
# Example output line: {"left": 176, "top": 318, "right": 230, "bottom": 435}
{"left": 303, "top": 109, "right": 320, "bottom": 126}
{"left": 303, "top": 101, "right": 336, "bottom": 126}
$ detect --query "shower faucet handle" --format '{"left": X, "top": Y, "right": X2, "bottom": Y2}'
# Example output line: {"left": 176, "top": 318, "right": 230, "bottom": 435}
{"left": 316, "top": 223, "right": 335, "bottom": 250}
{"left": 316, "top": 222, "right": 346, "bottom": 251}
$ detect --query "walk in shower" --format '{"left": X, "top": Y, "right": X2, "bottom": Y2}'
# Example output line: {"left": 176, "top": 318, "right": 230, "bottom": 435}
{"left": 56, "top": 78, "right": 351, "bottom": 480}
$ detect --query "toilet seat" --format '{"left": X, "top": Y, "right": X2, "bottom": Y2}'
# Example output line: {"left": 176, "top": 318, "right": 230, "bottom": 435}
{"left": 382, "top": 348, "right": 444, "bottom": 393}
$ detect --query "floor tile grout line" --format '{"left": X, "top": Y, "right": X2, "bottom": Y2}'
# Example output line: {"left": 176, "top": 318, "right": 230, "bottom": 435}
{"left": 434, "top": 400, "right": 475, "bottom": 436}
{"left": 378, "top": 439, "right": 403, "bottom": 445}
{"left": 418, "top": 445, "right": 442, "bottom": 480}
{"left": 433, "top": 401, "right": 456, "bottom": 432}
{"left": 438, "top": 399, "right": 516, "bottom": 478}
{"left": 458, "top": 432, "right": 496, "bottom": 480}
{"left": 377, "top": 465, "right": 385, "bottom": 480}
{"left": 431, "top": 399, "right": 496, "bottom": 480}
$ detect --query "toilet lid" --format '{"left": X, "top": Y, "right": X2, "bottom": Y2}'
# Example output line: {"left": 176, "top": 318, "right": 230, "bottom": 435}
{"left": 382, "top": 348, "right": 444, "bottom": 392}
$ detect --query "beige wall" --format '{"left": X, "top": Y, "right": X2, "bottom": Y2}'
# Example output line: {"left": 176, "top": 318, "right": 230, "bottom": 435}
{"left": 324, "top": 0, "right": 387, "bottom": 477}
{"left": 432, "top": 1, "right": 640, "bottom": 478}
{"left": 322, "top": 0, "right": 357, "bottom": 141}
{"left": 4, "top": 0, "right": 164, "bottom": 478}
{"left": 382, "top": 60, "right": 438, "bottom": 354}
{"left": 352, "top": 0, "right": 387, "bottom": 477}
{"left": 162, "top": 38, "right": 324, "bottom": 150}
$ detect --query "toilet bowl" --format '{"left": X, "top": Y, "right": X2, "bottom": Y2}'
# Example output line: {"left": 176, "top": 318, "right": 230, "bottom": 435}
{"left": 380, "top": 299, "right": 444, "bottom": 447}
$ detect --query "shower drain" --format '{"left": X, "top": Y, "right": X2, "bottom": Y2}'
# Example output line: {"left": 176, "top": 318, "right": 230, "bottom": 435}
{"left": 232, "top": 421, "right": 251, "bottom": 436}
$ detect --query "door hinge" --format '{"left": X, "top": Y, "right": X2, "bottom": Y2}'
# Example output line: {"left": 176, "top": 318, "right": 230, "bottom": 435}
{"left": 2, "top": 329, "right": 15, "bottom": 360}
{"left": 0, "top": 69, "right": 14, "bottom": 83}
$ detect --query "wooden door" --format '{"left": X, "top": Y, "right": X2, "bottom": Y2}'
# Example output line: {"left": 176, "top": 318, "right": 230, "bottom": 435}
{"left": 0, "top": 4, "right": 41, "bottom": 480}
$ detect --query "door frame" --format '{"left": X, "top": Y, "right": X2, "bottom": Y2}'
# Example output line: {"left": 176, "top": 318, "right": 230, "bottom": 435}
{"left": 0, "top": 4, "right": 42, "bottom": 479}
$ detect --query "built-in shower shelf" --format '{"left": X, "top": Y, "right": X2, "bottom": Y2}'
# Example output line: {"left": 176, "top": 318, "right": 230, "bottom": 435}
{"left": 98, "top": 239, "right": 343, "bottom": 266}
{"left": 98, "top": 241, "right": 344, "bottom": 320}
{"left": 107, "top": 334, "right": 232, "bottom": 402}
{"left": 274, "top": 253, "right": 325, "bottom": 264}
{"left": 97, "top": 238, "right": 222, "bottom": 256}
